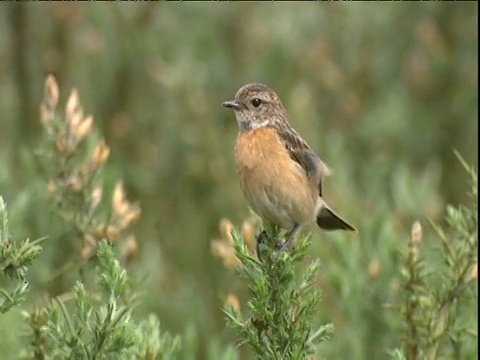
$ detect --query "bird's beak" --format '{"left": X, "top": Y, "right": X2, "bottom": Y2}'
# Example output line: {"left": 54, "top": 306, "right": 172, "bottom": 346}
{"left": 222, "top": 100, "right": 241, "bottom": 110}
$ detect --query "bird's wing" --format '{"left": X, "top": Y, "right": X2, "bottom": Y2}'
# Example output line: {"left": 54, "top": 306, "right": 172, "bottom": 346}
{"left": 275, "top": 124, "right": 330, "bottom": 197}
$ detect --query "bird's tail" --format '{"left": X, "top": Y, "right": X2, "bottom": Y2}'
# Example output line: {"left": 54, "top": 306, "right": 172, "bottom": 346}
{"left": 316, "top": 206, "right": 356, "bottom": 232}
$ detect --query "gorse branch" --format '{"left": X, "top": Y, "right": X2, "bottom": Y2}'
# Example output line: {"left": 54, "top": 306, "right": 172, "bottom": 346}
{"left": 38, "top": 75, "right": 140, "bottom": 265}
{"left": 394, "top": 155, "right": 478, "bottom": 360}
{"left": 18, "top": 75, "right": 180, "bottom": 360}
{"left": 24, "top": 240, "right": 180, "bottom": 360}
{"left": 224, "top": 225, "right": 333, "bottom": 359}
{"left": 0, "top": 197, "right": 44, "bottom": 314}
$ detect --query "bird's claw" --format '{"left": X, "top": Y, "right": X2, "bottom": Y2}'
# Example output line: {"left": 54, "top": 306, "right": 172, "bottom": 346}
{"left": 273, "top": 239, "right": 294, "bottom": 260}
{"left": 256, "top": 230, "right": 285, "bottom": 262}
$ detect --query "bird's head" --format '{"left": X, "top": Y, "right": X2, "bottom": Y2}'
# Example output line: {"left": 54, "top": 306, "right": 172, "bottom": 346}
{"left": 222, "top": 83, "right": 286, "bottom": 132}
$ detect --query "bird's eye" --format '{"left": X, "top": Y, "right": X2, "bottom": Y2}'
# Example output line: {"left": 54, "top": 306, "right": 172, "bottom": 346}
{"left": 251, "top": 98, "right": 262, "bottom": 108}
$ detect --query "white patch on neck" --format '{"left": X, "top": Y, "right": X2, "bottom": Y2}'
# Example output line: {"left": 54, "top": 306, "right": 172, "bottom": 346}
{"left": 238, "top": 114, "right": 270, "bottom": 132}
{"left": 249, "top": 119, "right": 270, "bottom": 130}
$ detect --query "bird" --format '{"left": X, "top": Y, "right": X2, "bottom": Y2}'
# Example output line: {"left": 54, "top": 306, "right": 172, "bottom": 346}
{"left": 222, "top": 83, "right": 355, "bottom": 251}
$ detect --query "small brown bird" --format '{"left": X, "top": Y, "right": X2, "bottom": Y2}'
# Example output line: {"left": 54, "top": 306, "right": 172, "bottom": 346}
{"left": 223, "top": 83, "right": 355, "bottom": 251}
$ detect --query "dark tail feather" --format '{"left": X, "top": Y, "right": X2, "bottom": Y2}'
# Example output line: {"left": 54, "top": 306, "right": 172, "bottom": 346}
{"left": 317, "top": 206, "right": 356, "bottom": 232}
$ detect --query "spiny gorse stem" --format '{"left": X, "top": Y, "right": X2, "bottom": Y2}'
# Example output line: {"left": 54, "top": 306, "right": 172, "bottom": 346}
{"left": 224, "top": 226, "right": 333, "bottom": 359}
{"left": 24, "top": 240, "right": 180, "bottom": 360}
{"left": 0, "top": 197, "right": 44, "bottom": 314}
{"left": 395, "top": 155, "right": 477, "bottom": 360}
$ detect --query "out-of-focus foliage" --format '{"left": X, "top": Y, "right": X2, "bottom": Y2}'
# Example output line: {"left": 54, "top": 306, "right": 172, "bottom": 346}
{"left": 0, "top": 3, "right": 477, "bottom": 359}
{"left": 392, "top": 156, "right": 478, "bottom": 360}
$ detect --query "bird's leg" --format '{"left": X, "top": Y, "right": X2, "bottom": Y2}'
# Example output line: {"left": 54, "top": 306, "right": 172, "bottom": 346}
{"left": 279, "top": 224, "right": 302, "bottom": 252}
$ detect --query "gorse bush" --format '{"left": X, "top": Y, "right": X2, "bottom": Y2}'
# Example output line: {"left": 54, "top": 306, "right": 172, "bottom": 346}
{"left": 224, "top": 224, "right": 334, "bottom": 359}
{"left": 391, "top": 154, "right": 478, "bottom": 360}
{"left": 38, "top": 75, "right": 140, "bottom": 268}
{"left": 2, "top": 76, "right": 179, "bottom": 359}
{"left": 2, "top": 193, "right": 179, "bottom": 359}
{"left": 0, "top": 198, "right": 44, "bottom": 314}
{"left": 24, "top": 240, "right": 180, "bottom": 359}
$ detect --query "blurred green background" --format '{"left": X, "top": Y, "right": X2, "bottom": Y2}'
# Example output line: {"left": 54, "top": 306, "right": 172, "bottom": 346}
{"left": 0, "top": 3, "right": 477, "bottom": 359}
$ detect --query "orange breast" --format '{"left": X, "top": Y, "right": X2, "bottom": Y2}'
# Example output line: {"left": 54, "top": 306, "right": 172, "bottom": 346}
{"left": 235, "top": 127, "right": 318, "bottom": 228}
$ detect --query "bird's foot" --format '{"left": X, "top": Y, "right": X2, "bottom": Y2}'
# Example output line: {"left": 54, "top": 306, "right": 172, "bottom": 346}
{"left": 279, "top": 238, "right": 295, "bottom": 252}
{"left": 273, "top": 224, "right": 301, "bottom": 260}
{"left": 256, "top": 230, "right": 282, "bottom": 262}
{"left": 273, "top": 239, "right": 295, "bottom": 260}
